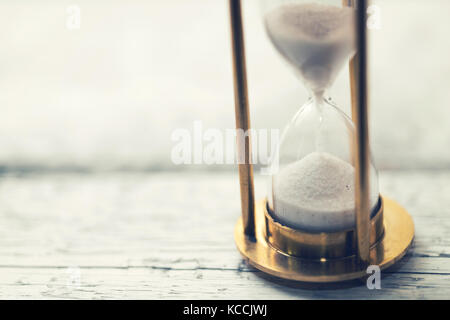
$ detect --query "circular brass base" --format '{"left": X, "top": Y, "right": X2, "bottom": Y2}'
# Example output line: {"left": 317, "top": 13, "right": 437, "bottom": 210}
{"left": 234, "top": 196, "right": 414, "bottom": 283}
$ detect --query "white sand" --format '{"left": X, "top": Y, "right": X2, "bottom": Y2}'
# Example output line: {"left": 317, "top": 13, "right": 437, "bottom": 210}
{"left": 272, "top": 152, "right": 379, "bottom": 232}
{"left": 265, "top": 3, "right": 356, "bottom": 94}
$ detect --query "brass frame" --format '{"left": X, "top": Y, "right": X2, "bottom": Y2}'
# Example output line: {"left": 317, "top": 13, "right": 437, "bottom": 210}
{"left": 264, "top": 198, "right": 384, "bottom": 260}
{"left": 229, "top": 0, "right": 255, "bottom": 238}
{"left": 235, "top": 197, "right": 414, "bottom": 283}
{"left": 229, "top": 0, "right": 415, "bottom": 283}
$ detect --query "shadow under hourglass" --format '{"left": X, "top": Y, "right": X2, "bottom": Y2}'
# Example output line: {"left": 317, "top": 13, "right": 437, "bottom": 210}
{"left": 242, "top": 245, "right": 414, "bottom": 293}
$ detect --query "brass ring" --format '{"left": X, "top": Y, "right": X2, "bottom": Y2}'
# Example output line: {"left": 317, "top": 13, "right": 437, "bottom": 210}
{"left": 264, "top": 197, "right": 384, "bottom": 260}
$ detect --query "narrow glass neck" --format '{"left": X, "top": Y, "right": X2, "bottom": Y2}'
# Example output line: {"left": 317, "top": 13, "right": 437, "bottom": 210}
{"left": 310, "top": 90, "right": 330, "bottom": 109}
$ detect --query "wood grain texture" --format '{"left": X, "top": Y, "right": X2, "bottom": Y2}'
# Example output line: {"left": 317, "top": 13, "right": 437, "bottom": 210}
{"left": 0, "top": 171, "right": 448, "bottom": 299}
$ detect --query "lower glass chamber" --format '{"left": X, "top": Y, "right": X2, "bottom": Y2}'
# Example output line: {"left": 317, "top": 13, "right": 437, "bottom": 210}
{"left": 267, "top": 97, "right": 380, "bottom": 233}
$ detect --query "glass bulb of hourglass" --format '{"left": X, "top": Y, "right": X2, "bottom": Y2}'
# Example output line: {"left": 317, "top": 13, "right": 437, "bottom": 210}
{"left": 263, "top": 0, "right": 381, "bottom": 232}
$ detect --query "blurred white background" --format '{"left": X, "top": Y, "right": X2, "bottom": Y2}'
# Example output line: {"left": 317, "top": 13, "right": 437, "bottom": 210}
{"left": 0, "top": 0, "right": 449, "bottom": 171}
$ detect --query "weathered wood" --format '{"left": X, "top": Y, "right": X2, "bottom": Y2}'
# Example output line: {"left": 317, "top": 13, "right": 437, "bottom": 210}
{"left": 0, "top": 267, "right": 448, "bottom": 300}
{"left": 0, "top": 171, "right": 448, "bottom": 299}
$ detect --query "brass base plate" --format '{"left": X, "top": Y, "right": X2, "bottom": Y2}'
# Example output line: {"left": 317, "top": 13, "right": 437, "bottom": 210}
{"left": 234, "top": 196, "right": 414, "bottom": 283}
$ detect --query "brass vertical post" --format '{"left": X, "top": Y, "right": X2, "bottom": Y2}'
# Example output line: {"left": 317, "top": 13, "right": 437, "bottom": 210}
{"left": 229, "top": 0, "right": 255, "bottom": 238}
{"left": 352, "top": 0, "right": 371, "bottom": 266}
{"left": 346, "top": 0, "right": 359, "bottom": 123}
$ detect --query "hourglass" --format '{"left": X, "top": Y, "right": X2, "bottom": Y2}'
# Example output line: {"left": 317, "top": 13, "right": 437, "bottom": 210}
{"left": 230, "top": 0, "right": 414, "bottom": 282}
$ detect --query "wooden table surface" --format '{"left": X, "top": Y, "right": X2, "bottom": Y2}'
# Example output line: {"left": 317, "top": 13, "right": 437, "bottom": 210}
{"left": 0, "top": 170, "right": 448, "bottom": 299}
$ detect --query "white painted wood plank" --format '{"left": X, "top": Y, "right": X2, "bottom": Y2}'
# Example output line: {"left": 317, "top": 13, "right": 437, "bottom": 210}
{"left": 0, "top": 267, "right": 448, "bottom": 300}
{"left": 0, "top": 171, "right": 448, "bottom": 299}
